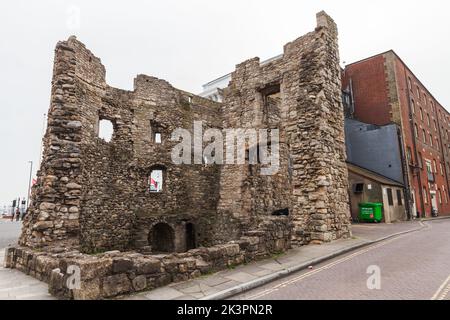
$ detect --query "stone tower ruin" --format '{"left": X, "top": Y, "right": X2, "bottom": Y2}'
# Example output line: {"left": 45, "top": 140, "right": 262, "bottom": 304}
{"left": 19, "top": 11, "right": 351, "bottom": 256}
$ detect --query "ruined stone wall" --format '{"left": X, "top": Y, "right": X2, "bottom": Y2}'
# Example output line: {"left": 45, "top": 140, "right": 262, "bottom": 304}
{"left": 7, "top": 218, "right": 290, "bottom": 299}
{"left": 19, "top": 11, "right": 349, "bottom": 256}
{"left": 20, "top": 37, "right": 225, "bottom": 253}
{"left": 218, "top": 12, "right": 351, "bottom": 245}
{"left": 20, "top": 39, "right": 84, "bottom": 248}
{"left": 12, "top": 11, "right": 353, "bottom": 300}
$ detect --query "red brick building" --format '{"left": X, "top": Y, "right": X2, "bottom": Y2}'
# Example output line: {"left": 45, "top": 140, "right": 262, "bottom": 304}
{"left": 343, "top": 51, "right": 450, "bottom": 218}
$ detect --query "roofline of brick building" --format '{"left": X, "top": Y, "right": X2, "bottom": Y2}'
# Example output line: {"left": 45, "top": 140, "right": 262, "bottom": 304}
{"left": 344, "top": 50, "right": 449, "bottom": 115}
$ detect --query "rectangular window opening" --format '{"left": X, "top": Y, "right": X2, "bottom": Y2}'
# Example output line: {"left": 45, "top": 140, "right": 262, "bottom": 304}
{"left": 397, "top": 190, "right": 403, "bottom": 206}
{"left": 387, "top": 188, "right": 394, "bottom": 206}
{"left": 155, "top": 132, "right": 162, "bottom": 144}
{"left": 354, "top": 183, "right": 364, "bottom": 194}
{"left": 149, "top": 170, "right": 163, "bottom": 193}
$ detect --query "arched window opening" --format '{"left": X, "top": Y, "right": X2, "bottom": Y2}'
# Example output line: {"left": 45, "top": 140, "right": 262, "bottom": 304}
{"left": 150, "top": 223, "right": 174, "bottom": 253}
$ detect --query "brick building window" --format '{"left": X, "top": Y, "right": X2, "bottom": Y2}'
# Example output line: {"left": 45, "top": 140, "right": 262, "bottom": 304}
{"left": 420, "top": 108, "right": 424, "bottom": 121}
{"left": 414, "top": 124, "right": 419, "bottom": 138}
{"left": 406, "top": 147, "right": 412, "bottom": 165}
{"left": 426, "top": 160, "right": 433, "bottom": 175}
{"left": 438, "top": 189, "right": 442, "bottom": 205}
{"left": 430, "top": 134, "right": 433, "bottom": 147}
{"left": 427, "top": 114, "right": 430, "bottom": 126}
{"left": 411, "top": 99, "right": 416, "bottom": 114}
{"left": 408, "top": 77, "right": 412, "bottom": 91}
{"left": 422, "top": 129, "right": 426, "bottom": 143}
{"left": 423, "top": 187, "right": 428, "bottom": 204}
{"left": 418, "top": 152, "right": 423, "bottom": 168}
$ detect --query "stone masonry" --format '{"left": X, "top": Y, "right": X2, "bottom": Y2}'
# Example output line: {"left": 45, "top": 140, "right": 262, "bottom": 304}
{"left": 7, "top": 11, "right": 352, "bottom": 299}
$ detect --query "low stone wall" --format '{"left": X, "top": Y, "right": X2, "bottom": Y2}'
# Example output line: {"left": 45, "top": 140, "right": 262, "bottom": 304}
{"left": 4, "top": 219, "right": 291, "bottom": 300}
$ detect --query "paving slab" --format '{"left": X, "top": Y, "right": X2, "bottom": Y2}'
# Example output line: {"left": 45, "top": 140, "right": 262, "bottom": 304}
{"left": 224, "top": 271, "right": 258, "bottom": 283}
{"left": 0, "top": 247, "right": 55, "bottom": 300}
{"left": 141, "top": 286, "right": 186, "bottom": 300}
{"left": 196, "top": 275, "right": 234, "bottom": 287}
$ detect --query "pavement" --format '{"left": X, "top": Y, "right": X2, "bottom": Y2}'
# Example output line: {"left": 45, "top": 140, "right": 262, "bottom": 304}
{"left": 0, "top": 221, "right": 54, "bottom": 300}
{"left": 0, "top": 218, "right": 448, "bottom": 300}
{"left": 0, "top": 220, "right": 22, "bottom": 249}
{"left": 233, "top": 218, "right": 450, "bottom": 300}
{"left": 124, "top": 220, "right": 433, "bottom": 300}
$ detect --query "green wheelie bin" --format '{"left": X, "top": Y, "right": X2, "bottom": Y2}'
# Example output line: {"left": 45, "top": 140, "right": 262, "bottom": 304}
{"left": 358, "top": 203, "right": 383, "bottom": 223}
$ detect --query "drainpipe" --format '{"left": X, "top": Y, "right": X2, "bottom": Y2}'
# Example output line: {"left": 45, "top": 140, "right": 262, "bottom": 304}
{"left": 397, "top": 127, "right": 412, "bottom": 220}
{"left": 403, "top": 69, "right": 426, "bottom": 218}
{"left": 349, "top": 78, "right": 355, "bottom": 119}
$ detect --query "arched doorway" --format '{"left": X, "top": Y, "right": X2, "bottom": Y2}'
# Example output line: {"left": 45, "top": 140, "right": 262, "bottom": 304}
{"left": 150, "top": 223, "right": 174, "bottom": 253}
{"left": 185, "top": 223, "right": 196, "bottom": 251}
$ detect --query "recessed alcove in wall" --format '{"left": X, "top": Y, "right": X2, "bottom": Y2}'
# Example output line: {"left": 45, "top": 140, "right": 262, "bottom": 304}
{"left": 149, "top": 223, "right": 175, "bottom": 253}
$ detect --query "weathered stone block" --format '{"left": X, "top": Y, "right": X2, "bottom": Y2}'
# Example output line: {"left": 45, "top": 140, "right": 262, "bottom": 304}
{"left": 72, "top": 279, "right": 102, "bottom": 300}
{"left": 60, "top": 257, "right": 112, "bottom": 281}
{"left": 33, "top": 221, "right": 54, "bottom": 231}
{"left": 112, "top": 258, "right": 133, "bottom": 273}
{"left": 135, "top": 257, "right": 161, "bottom": 275}
{"left": 224, "top": 244, "right": 240, "bottom": 256}
{"left": 102, "top": 274, "right": 132, "bottom": 298}
{"left": 132, "top": 275, "right": 147, "bottom": 291}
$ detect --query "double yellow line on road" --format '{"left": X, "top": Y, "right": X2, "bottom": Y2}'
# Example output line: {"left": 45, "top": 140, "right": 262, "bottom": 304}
{"left": 247, "top": 233, "right": 411, "bottom": 300}
{"left": 431, "top": 275, "right": 450, "bottom": 300}
{"left": 247, "top": 221, "right": 432, "bottom": 300}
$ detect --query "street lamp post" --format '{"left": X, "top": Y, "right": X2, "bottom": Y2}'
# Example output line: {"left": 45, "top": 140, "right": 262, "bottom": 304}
{"left": 27, "top": 161, "right": 33, "bottom": 210}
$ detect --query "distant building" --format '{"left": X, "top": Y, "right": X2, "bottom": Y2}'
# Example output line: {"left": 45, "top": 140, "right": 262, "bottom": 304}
{"left": 348, "top": 163, "right": 406, "bottom": 223}
{"left": 198, "top": 73, "right": 230, "bottom": 102}
{"left": 343, "top": 51, "right": 450, "bottom": 218}
{"left": 346, "top": 119, "right": 405, "bottom": 184}
{"left": 345, "top": 119, "right": 407, "bottom": 222}
{"left": 198, "top": 54, "right": 283, "bottom": 102}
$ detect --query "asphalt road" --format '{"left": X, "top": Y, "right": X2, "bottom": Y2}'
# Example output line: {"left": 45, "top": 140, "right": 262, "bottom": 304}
{"left": 232, "top": 219, "right": 450, "bottom": 300}
{"left": 0, "top": 220, "right": 22, "bottom": 249}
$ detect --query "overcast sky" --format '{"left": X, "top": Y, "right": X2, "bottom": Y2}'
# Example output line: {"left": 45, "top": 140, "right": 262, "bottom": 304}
{"left": 1, "top": 0, "right": 449, "bottom": 208}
